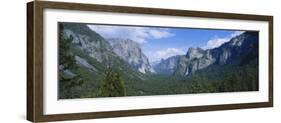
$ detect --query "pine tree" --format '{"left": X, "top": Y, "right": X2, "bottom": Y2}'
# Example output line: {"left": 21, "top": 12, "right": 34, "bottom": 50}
{"left": 98, "top": 68, "right": 126, "bottom": 97}
{"left": 59, "top": 24, "right": 83, "bottom": 98}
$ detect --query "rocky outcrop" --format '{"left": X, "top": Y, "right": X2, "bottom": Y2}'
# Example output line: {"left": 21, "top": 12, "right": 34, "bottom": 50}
{"left": 75, "top": 56, "right": 97, "bottom": 71}
{"left": 62, "top": 23, "right": 115, "bottom": 64}
{"left": 108, "top": 38, "right": 155, "bottom": 74}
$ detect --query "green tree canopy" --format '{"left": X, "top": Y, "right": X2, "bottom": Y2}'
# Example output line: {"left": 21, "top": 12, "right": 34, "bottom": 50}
{"left": 98, "top": 68, "right": 126, "bottom": 97}
{"left": 59, "top": 24, "right": 84, "bottom": 99}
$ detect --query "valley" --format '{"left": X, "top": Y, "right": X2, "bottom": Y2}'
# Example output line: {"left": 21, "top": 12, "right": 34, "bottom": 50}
{"left": 58, "top": 23, "right": 259, "bottom": 99}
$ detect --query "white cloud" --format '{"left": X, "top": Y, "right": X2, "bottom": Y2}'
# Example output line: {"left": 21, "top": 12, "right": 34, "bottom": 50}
{"left": 203, "top": 31, "right": 244, "bottom": 49}
{"left": 203, "top": 38, "right": 229, "bottom": 50}
{"left": 148, "top": 29, "right": 174, "bottom": 39}
{"left": 231, "top": 31, "right": 244, "bottom": 37}
{"left": 150, "top": 48, "right": 185, "bottom": 62}
{"left": 88, "top": 25, "right": 174, "bottom": 44}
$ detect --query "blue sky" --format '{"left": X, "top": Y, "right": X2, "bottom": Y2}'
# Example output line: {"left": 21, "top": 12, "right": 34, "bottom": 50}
{"left": 88, "top": 24, "right": 243, "bottom": 62}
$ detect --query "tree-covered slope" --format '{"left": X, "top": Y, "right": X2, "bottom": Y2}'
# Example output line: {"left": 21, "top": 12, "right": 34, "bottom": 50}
{"left": 59, "top": 23, "right": 147, "bottom": 99}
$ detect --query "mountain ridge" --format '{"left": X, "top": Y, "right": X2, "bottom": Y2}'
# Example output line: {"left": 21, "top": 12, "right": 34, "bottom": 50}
{"left": 62, "top": 23, "right": 258, "bottom": 77}
{"left": 154, "top": 31, "right": 258, "bottom": 76}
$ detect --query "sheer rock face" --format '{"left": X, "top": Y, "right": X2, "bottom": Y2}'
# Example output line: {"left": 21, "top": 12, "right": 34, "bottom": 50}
{"left": 63, "top": 23, "right": 115, "bottom": 64}
{"left": 186, "top": 47, "right": 205, "bottom": 59}
{"left": 108, "top": 38, "right": 155, "bottom": 74}
{"left": 154, "top": 32, "right": 258, "bottom": 76}
{"left": 61, "top": 23, "right": 155, "bottom": 74}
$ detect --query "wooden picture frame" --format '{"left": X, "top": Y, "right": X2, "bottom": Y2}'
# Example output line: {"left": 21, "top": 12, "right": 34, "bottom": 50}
{"left": 27, "top": 1, "right": 273, "bottom": 122}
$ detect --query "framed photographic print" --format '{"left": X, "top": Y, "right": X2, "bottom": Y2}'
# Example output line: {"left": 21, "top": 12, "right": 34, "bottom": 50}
{"left": 27, "top": 1, "right": 273, "bottom": 122}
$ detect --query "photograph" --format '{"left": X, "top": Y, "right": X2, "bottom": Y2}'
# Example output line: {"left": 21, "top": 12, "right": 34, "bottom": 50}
{"left": 58, "top": 22, "right": 259, "bottom": 99}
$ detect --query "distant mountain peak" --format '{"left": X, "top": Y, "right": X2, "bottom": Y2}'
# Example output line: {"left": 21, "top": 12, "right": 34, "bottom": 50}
{"left": 186, "top": 47, "right": 205, "bottom": 59}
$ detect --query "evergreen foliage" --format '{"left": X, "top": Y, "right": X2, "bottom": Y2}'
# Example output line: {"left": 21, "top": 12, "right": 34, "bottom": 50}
{"left": 58, "top": 24, "right": 84, "bottom": 99}
{"left": 97, "top": 68, "right": 126, "bottom": 97}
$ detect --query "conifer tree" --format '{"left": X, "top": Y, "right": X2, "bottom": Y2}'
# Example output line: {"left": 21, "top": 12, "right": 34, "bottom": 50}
{"left": 59, "top": 24, "right": 83, "bottom": 98}
{"left": 99, "top": 68, "right": 126, "bottom": 97}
